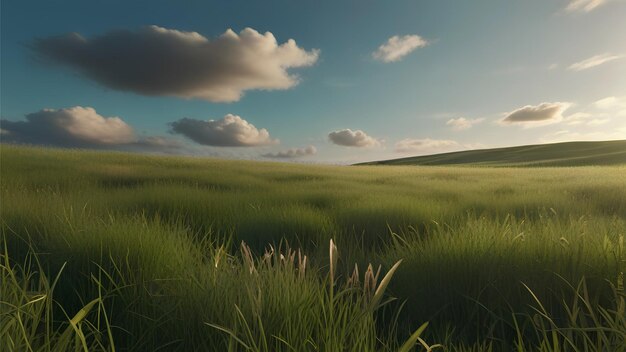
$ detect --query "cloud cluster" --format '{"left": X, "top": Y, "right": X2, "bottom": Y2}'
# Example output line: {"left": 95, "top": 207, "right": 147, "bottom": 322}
{"left": 568, "top": 53, "right": 622, "bottom": 71}
{"left": 262, "top": 145, "right": 317, "bottom": 158}
{"left": 394, "top": 138, "right": 460, "bottom": 153}
{"left": 328, "top": 129, "right": 380, "bottom": 147}
{"left": 0, "top": 106, "right": 183, "bottom": 154}
{"left": 501, "top": 102, "right": 570, "bottom": 127}
{"left": 33, "top": 26, "right": 319, "bottom": 102}
{"left": 170, "top": 114, "right": 278, "bottom": 147}
{"left": 372, "top": 34, "right": 428, "bottom": 63}
{"left": 446, "top": 117, "right": 485, "bottom": 131}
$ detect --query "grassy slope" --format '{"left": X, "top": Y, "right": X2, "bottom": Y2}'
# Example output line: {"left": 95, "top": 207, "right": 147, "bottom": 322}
{"left": 1, "top": 144, "right": 625, "bottom": 351}
{"left": 359, "top": 140, "right": 626, "bottom": 166}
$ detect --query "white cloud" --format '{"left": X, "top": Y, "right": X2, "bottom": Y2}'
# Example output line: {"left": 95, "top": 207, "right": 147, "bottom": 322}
{"left": 169, "top": 114, "right": 278, "bottom": 147}
{"left": 394, "top": 138, "right": 461, "bottom": 153}
{"left": 262, "top": 145, "right": 317, "bottom": 158}
{"left": 593, "top": 96, "right": 626, "bottom": 110}
{"left": 500, "top": 102, "right": 571, "bottom": 127}
{"left": 564, "top": 112, "right": 593, "bottom": 125}
{"left": 328, "top": 129, "right": 381, "bottom": 147}
{"left": 566, "top": 0, "right": 608, "bottom": 12}
{"left": 542, "top": 127, "right": 626, "bottom": 143}
{"left": 372, "top": 34, "right": 429, "bottom": 63}
{"left": 568, "top": 53, "right": 622, "bottom": 71}
{"left": 446, "top": 117, "right": 485, "bottom": 131}
{"left": 34, "top": 26, "right": 319, "bottom": 102}
{"left": 556, "top": 96, "right": 626, "bottom": 127}
{"left": 0, "top": 106, "right": 135, "bottom": 146}
{"left": 587, "top": 118, "right": 611, "bottom": 126}
{"left": 565, "top": 112, "right": 612, "bottom": 126}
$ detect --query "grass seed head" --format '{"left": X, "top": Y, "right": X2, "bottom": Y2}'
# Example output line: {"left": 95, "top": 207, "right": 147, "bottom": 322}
{"left": 329, "top": 239, "right": 338, "bottom": 286}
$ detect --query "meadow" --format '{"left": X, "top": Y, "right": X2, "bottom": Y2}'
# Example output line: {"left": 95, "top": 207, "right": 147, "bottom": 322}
{"left": 1, "top": 144, "right": 625, "bottom": 351}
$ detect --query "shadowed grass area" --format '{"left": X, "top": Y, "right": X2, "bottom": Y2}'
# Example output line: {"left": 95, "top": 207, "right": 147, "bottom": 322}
{"left": 1, "top": 144, "right": 625, "bottom": 351}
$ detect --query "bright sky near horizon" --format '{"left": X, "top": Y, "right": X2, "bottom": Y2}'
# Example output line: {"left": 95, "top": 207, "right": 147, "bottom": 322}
{"left": 1, "top": 0, "right": 625, "bottom": 163}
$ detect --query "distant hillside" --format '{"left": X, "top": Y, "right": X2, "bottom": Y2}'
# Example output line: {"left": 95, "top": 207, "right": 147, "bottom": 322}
{"left": 358, "top": 140, "right": 626, "bottom": 166}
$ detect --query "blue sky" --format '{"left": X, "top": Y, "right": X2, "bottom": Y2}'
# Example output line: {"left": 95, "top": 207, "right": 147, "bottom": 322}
{"left": 1, "top": 0, "right": 625, "bottom": 163}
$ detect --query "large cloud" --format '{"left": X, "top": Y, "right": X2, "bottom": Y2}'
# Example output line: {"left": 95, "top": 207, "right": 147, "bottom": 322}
{"left": 169, "top": 114, "right": 278, "bottom": 147}
{"left": 568, "top": 53, "right": 622, "bottom": 71}
{"left": 0, "top": 106, "right": 182, "bottom": 153}
{"left": 501, "top": 102, "right": 570, "bottom": 127}
{"left": 262, "top": 145, "right": 317, "bottom": 158}
{"left": 372, "top": 34, "right": 428, "bottom": 63}
{"left": 1, "top": 106, "right": 135, "bottom": 147}
{"left": 33, "top": 26, "right": 319, "bottom": 102}
{"left": 328, "top": 129, "right": 380, "bottom": 147}
{"left": 394, "top": 138, "right": 460, "bottom": 153}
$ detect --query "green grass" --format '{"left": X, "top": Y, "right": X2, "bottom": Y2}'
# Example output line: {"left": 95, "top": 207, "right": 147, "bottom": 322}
{"left": 1, "top": 144, "right": 625, "bottom": 351}
{"left": 359, "top": 140, "right": 626, "bottom": 166}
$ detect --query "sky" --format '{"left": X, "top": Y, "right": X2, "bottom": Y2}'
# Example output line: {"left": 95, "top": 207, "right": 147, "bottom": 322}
{"left": 1, "top": 0, "right": 626, "bottom": 163}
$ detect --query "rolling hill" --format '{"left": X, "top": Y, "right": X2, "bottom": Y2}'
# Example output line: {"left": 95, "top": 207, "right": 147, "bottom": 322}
{"left": 358, "top": 140, "right": 626, "bottom": 166}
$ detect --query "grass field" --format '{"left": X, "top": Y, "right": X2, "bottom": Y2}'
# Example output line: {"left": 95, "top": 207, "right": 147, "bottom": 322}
{"left": 1, "top": 144, "right": 625, "bottom": 351}
{"left": 359, "top": 140, "right": 626, "bottom": 166}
